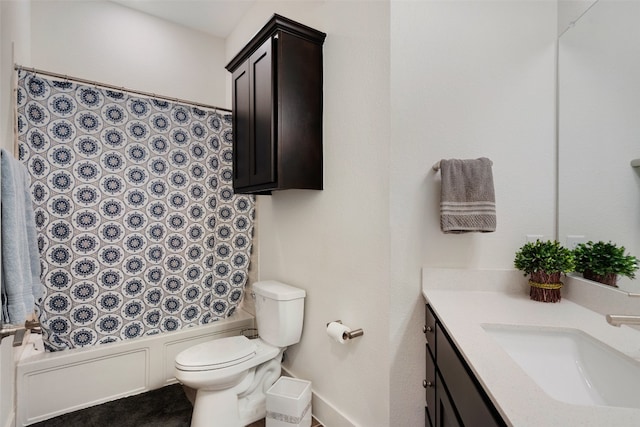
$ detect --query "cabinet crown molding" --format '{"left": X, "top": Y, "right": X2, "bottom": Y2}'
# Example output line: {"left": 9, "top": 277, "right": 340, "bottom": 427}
{"left": 226, "top": 14, "right": 326, "bottom": 73}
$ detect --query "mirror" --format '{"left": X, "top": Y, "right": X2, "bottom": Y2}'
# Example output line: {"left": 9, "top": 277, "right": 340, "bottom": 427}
{"left": 558, "top": 0, "right": 640, "bottom": 294}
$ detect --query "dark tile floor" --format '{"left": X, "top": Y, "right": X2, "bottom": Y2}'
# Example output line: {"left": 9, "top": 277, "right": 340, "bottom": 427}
{"left": 32, "top": 384, "right": 323, "bottom": 427}
{"left": 31, "top": 384, "right": 192, "bottom": 427}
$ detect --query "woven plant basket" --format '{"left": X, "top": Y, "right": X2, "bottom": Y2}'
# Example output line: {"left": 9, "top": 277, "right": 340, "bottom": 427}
{"left": 529, "top": 271, "right": 563, "bottom": 303}
{"left": 583, "top": 270, "right": 618, "bottom": 287}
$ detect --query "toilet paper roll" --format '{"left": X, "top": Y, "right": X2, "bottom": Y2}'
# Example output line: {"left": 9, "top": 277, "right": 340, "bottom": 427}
{"left": 326, "top": 321, "right": 351, "bottom": 344}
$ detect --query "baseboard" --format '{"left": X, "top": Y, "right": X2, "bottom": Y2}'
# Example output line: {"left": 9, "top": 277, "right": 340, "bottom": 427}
{"left": 281, "top": 367, "right": 356, "bottom": 427}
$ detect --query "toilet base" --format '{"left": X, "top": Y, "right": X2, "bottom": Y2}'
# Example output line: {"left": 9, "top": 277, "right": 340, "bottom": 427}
{"left": 192, "top": 382, "right": 248, "bottom": 427}
{"left": 188, "top": 351, "right": 283, "bottom": 427}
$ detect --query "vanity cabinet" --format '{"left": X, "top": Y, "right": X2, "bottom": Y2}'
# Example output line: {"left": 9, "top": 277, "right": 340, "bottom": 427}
{"left": 225, "top": 14, "right": 326, "bottom": 194}
{"left": 424, "top": 304, "right": 506, "bottom": 427}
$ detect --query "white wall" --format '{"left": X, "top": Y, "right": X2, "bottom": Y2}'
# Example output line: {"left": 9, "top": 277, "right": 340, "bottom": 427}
{"left": 0, "top": 1, "right": 560, "bottom": 426}
{"left": 226, "top": 2, "right": 391, "bottom": 426}
{"left": 1, "top": 0, "right": 31, "bottom": 154}
{"left": 30, "top": 0, "right": 227, "bottom": 108}
{"left": 229, "top": 1, "right": 555, "bottom": 426}
{"left": 390, "top": 1, "right": 557, "bottom": 425}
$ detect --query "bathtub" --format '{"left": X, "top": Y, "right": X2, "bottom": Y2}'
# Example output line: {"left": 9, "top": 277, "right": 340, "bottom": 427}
{"left": 15, "top": 310, "right": 254, "bottom": 426}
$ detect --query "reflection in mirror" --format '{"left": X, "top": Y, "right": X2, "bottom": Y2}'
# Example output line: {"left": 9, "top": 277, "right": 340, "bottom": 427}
{"left": 558, "top": 0, "right": 640, "bottom": 294}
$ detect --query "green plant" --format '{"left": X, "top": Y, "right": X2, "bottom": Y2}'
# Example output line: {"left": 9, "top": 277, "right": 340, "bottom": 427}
{"left": 573, "top": 241, "right": 638, "bottom": 286}
{"left": 514, "top": 240, "right": 575, "bottom": 280}
{"left": 514, "top": 240, "right": 575, "bottom": 303}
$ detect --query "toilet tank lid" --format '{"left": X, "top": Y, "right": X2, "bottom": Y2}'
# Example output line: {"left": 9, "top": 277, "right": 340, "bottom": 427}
{"left": 253, "top": 280, "right": 306, "bottom": 301}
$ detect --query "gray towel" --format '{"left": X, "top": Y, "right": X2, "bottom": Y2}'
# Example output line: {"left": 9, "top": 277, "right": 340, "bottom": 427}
{"left": 439, "top": 157, "right": 496, "bottom": 233}
{"left": 1, "top": 149, "right": 44, "bottom": 325}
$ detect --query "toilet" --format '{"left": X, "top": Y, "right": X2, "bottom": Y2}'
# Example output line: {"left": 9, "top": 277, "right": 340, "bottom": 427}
{"left": 174, "top": 280, "right": 306, "bottom": 427}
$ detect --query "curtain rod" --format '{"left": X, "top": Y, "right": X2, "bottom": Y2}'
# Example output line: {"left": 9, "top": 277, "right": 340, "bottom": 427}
{"left": 14, "top": 64, "right": 231, "bottom": 113}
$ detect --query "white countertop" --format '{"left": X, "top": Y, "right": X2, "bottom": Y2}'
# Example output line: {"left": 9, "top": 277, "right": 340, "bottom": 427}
{"left": 422, "top": 268, "right": 640, "bottom": 427}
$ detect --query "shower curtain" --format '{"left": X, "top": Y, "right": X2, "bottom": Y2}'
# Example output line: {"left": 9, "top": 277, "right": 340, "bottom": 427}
{"left": 15, "top": 70, "right": 255, "bottom": 351}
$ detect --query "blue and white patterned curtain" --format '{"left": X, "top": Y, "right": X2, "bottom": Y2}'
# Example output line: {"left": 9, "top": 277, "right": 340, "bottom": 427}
{"left": 16, "top": 70, "right": 254, "bottom": 351}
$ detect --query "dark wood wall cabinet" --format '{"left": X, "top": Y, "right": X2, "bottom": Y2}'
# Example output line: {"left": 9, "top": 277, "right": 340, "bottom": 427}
{"left": 424, "top": 304, "right": 506, "bottom": 427}
{"left": 225, "top": 14, "right": 326, "bottom": 194}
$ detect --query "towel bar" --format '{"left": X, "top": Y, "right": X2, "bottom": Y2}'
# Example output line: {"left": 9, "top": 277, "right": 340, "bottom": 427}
{"left": 432, "top": 159, "right": 494, "bottom": 171}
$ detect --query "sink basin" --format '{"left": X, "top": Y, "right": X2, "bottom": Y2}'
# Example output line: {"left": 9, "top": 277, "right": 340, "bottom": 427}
{"left": 482, "top": 325, "right": 640, "bottom": 408}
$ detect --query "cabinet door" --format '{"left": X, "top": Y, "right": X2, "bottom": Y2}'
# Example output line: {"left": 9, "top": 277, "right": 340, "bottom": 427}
{"left": 232, "top": 61, "right": 251, "bottom": 189}
{"left": 232, "top": 62, "right": 253, "bottom": 188}
{"left": 425, "top": 304, "right": 437, "bottom": 357}
{"left": 436, "top": 372, "right": 462, "bottom": 427}
{"left": 437, "top": 324, "right": 504, "bottom": 427}
{"left": 249, "top": 36, "right": 276, "bottom": 188}
{"left": 425, "top": 345, "right": 436, "bottom": 427}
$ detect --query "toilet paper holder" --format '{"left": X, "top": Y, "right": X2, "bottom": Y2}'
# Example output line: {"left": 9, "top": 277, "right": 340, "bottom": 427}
{"left": 326, "top": 320, "right": 364, "bottom": 340}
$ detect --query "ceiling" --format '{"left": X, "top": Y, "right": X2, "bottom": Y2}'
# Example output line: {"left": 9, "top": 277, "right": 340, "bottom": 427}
{"left": 112, "top": 0, "right": 256, "bottom": 38}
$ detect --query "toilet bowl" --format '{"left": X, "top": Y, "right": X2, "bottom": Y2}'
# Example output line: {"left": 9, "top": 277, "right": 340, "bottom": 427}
{"left": 174, "top": 281, "right": 306, "bottom": 427}
{"left": 175, "top": 335, "right": 283, "bottom": 426}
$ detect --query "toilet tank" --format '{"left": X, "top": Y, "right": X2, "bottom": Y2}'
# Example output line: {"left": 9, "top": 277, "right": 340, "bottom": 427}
{"left": 253, "top": 281, "right": 306, "bottom": 347}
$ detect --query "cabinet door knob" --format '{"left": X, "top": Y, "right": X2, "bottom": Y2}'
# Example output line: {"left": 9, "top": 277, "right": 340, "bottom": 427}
{"left": 423, "top": 380, "right": 433, "bottom": 388}
{"left": 423, "top": 325, "right": 433, "bottom": 333}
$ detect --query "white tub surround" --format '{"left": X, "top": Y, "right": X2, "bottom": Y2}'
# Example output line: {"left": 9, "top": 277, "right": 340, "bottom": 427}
{"left": 422, "top": 268, "right": 640, "bottom": 427}
{"left": 16, "top": 310, "right": 253, "bottom": 427}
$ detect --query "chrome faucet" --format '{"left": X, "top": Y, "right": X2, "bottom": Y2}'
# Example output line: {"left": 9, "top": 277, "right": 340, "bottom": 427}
{"left": 606, "top": 314, "right": 640, "bottom": 327}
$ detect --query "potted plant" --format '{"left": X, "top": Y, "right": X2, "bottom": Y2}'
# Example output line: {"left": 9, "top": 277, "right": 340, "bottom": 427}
{"left": 514, "top": 240, "right": 575, "bottom": 303}
{"left": 573, "top": 241, "right": 639, "bottom": 287}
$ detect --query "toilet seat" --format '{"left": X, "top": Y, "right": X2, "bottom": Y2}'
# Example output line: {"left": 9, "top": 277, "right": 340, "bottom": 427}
{"left": 175, "top": 335, "right": 257, "bottom": 371}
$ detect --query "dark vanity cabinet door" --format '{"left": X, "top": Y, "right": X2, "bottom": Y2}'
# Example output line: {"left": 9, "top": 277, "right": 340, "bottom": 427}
{"left": 424, "top": 305, "right": 437, "bottom": 426}
{"left": 436, "top": 323, "right": 503, "bottom": 427}
{"left": 226, "top": 14, "right": 326, "bottom": 194}
{"left": 424, "top": 304, "right": 506, "bottom": 427}
{"left": 436, "top": 372, "right": 462, "bottom": 427}
{"left": 425, "top": 346, "right": 436, "bottom": 426}
{"left": 425, "top": 304, "right": 436, "bottom": 353}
